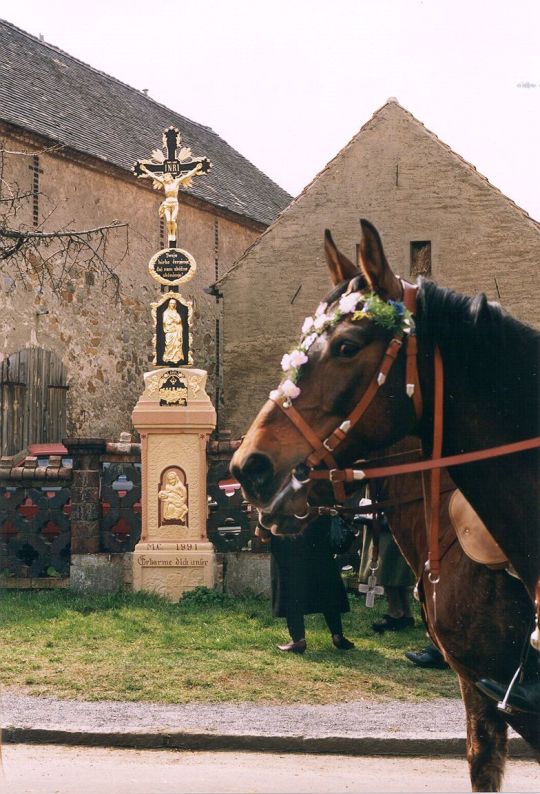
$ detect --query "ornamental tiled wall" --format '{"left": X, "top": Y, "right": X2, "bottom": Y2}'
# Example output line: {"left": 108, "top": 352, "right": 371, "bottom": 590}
{"left": 220, "top": 101, "right": 540, "bottom": 438}
{"left": 0, "top": 128, "right": 261, "bottom": 440}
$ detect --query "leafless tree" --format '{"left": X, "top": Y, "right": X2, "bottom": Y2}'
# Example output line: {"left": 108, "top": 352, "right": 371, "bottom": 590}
{"left": 0, "top": 142, "right": 129, "bottom": 298}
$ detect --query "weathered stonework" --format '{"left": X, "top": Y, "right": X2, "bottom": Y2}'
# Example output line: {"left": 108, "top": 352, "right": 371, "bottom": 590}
{"left": 220, "top": 101, "right": 540, "bottom": 437}
{"left": 0, "top": 127, "right": 263, "bottom": 441}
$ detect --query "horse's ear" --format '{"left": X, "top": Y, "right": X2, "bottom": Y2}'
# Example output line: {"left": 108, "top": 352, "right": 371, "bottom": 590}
{"left": 358, "top": 219, "right": 401, "bottom": 300}
{"left": 324, "top": 229, "right": 358, "bottom": 285}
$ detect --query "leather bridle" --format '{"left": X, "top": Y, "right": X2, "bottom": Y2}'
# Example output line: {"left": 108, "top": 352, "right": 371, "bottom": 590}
{"left": 268, "top": 280, "right": 540, "bottom": 582}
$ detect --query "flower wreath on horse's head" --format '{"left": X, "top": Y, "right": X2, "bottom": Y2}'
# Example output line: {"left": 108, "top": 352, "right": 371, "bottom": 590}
{"left": 270, "top": 291, "right": 413, "bottom": 403}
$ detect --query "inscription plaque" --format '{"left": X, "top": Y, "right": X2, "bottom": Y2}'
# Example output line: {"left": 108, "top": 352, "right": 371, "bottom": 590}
{"left": 148, "top": 248, "right": 197, "bottom": 286}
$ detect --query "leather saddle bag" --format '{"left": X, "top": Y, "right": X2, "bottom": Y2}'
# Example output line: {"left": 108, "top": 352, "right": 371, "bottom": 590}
{"left": 449, "top": 490, "right": 508, "bottom": 569}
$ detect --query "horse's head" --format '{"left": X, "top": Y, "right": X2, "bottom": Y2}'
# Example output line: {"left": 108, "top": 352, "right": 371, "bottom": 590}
{"left": 231, "top": 220, "right": 418, "bottom": 518}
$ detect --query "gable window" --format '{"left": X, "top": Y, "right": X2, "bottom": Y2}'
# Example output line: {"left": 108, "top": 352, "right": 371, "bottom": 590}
{"left": 410, "top": 241, "right": 431, "bottom": 278}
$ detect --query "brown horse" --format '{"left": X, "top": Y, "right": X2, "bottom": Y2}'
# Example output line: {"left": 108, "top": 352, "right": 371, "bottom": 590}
{"left": 232, "top": 219, "right": 539, "bottom": 597}
{"left": 232, "top": 221, "right": 540, "bottom": 790}
{"left": 256, "top": 448, "right": 539, "bottom": 790}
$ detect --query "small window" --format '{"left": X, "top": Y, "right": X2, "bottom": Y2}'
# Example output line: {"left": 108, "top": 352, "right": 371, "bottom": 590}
{"left": 410, "top": 241, "right": 431, "bottom": 278}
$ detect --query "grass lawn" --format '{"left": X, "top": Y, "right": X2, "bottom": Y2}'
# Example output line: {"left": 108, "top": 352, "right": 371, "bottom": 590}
{"left": 0, "top": 588, "right": 459, "bottom": 704}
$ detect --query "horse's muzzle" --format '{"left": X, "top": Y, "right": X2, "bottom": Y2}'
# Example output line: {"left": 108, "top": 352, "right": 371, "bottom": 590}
{"left": 230, "top": 451, "right": 276, "bottom": 507}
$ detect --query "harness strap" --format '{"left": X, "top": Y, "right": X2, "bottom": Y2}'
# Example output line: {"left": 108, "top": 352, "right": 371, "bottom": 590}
{"left": 271, "top": 399, "right": 337, "bottom": 469}
{"left": 306, "top": 334, "right": 404, "bottom": 469}
{"left": 270, "top": 398, "right": 347, "bottom": 502}
{"left": 310, "top": 435, "right": 540, "bottom": 483}
{"left": 401, "top": 281, "right": 417, "bottom": 312}
{"left": 406, "top": 333, "right": 423, "bottom": 420}
{"left": 401, "top": 281, "right": 423, "bottom": 421}
{"left": 272, "top": 330, "right": 407, "bottom": 503}
{"left": 428, "top": 346, "right": 444, "bottom": 580}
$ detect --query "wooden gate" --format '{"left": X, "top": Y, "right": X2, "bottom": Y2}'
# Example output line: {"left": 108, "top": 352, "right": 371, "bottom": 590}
{"left": 0, "top": 348, "right": 68, "bottom": 456}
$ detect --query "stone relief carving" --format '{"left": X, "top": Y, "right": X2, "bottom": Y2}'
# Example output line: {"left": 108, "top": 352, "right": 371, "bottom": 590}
{"left": 147, "top": 434, "right": 201, "bottom": 537}
{"left": 158, "top": 467, "right": 188, "bottom": 524}
{"left": 144, "top": 369, "right": 207, "bottom": 401}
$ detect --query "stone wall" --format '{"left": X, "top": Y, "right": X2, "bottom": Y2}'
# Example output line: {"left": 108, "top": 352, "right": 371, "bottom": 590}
{"left": 0, "top": 126, "right": 262, "bottom": 440}
{"left": 220, "top": 101, "right": 540, "bottom": 437}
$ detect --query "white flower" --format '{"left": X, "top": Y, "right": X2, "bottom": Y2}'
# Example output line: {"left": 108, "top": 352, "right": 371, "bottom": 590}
{"left": 269, "top": 389, "right": 281, "bottom": 401}
{"left": 288, "top": 349, "right": 308, "bottom": 368}
{"left": 339, "top": 291, "right": 361, "bottom": 315}
{"left": 281, "top": 379, "right": 301, "bottom": 399}
{"left": 301, "top": 333, "right": 318, "bottom": 351}
{"left": 314, "top": 313, "right": 330, "bottom": 330}
{"left": 281, "top": 353, "right": 292, "bottom": 371}
{"left": 315, "top": 301, "right": 328, "bottom": 317}
{"left": 301, "top": 316, "right": 314, "bottom": 334}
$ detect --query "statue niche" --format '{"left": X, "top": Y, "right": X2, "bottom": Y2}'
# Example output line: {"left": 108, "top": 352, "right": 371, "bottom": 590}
{"left": 158, "top": 467, "right": 188, "bottom": 525}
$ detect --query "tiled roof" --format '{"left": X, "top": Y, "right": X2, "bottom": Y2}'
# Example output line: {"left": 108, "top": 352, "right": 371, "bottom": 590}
{"left": 0, "top": 19, "right": 291, "bottom": 226}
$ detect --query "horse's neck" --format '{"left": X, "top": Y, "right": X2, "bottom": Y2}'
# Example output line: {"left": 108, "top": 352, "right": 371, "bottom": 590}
{"left": 383, "top": 471, "right": 428, "bottom": 577}
{"left": 417, "top": 338, "right": 539, "bottom": 596}
{"left": 417, "top": 284, "right": 538, "bottom": 455}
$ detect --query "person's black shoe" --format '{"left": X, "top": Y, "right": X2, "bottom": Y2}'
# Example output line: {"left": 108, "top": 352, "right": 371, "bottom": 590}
{"left": 372, "top": 614, "right": 414, "bottom": 634}
{"left": 476, "top": 678, "right": 540, "bottom": 714}
{"left": 332, "top": 634, "right": 355, "bottom": 650}
{"left": 405, "top": 644, "right": 449, "bottom": 669}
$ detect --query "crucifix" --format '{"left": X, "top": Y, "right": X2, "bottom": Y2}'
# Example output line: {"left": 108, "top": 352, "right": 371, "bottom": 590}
{"left": 133, "top": 127, "right": 212, "bottom": 245}
{"left": 358, "top": 570, "right": 384, "bottom": 607}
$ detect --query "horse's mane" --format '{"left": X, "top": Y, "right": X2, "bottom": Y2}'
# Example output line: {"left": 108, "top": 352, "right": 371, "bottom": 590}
{"left": 417, "top": 279, "right": 539, "bottom": 425}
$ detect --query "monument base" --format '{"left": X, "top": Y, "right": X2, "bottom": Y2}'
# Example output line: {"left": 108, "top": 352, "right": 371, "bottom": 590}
{"left": 132, "top": 541, "right": 216, "bottom": 601}
{"left": 132, "top": 367, "right": 217, "bottom": 602}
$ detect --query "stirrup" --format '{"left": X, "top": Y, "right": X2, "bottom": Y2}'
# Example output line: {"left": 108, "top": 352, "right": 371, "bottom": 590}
{"left": 497, "top": 663, "right": 524, "bottom": 713}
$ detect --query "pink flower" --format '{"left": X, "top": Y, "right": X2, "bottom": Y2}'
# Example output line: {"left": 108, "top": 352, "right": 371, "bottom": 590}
{"left": 269, "top": 389, "right": 281, "bottom": 401}
{"left": 315, "top": 302, "right": 328, "bottom": 317}
{"left": 288, "top": 349, "right": 308, "bottom": 368}
{"left": 281, "top": 353, "right": 292, "bottom": 371}
{"left": 314, "top": 313, "right": 329, "bottom": 330}
{"left": 302, "top": 316, "right": 314, "bottom": 334}
{"left": 339, "top": 291, "right": 361, "bottom": 315}
{"left": 281, "top": 379, "right": 301, "bottom": 399}
{"left": 301, "top": 333, "right": 318, "bottom": 351}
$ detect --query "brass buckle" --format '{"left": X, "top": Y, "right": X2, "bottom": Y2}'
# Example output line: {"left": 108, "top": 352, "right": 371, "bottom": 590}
{"left": 329, "top": 469, "right": 341, "bottom": 483}
{"left": 323, "top": 437, "right": 335, "bottom": 452}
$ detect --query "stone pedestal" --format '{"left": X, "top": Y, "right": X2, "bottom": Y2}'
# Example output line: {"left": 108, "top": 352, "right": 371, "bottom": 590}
{"left": 131, "top": 368, "right": 217, "bottom": 601}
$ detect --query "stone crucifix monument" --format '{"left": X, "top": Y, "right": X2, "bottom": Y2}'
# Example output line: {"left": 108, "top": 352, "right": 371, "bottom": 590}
{"left": 131, "top": 127, "right": 217, "bottom": 601}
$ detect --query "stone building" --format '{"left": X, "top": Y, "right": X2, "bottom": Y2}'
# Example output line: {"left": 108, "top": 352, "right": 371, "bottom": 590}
{"left": 0, "top": 19, "right": 291, "bottom": 454}
{"left": 218, "top": 99, "right": 540, "bottom": 438}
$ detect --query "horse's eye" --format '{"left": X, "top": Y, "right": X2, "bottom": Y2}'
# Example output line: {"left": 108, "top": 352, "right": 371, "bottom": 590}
{"left": 336, "top": 340, "right": 361, "bottom": 358}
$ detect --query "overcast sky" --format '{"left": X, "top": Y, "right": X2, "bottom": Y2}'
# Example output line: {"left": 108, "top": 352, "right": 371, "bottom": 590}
{"left": 2, "top": 0, "right": 539, "bottom": 219}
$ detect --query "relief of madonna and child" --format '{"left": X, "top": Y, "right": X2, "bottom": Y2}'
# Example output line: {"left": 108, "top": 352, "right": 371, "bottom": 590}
{"left": 158, "top": 467, "right": 188, "bottom": 526}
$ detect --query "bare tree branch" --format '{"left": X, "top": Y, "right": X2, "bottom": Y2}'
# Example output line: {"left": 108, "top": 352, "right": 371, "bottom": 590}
{"left": 1, "top": 220, "right": 127, "bottom": 241}
{"left": 0, "top": 143, "right": 130, "bottom": 299}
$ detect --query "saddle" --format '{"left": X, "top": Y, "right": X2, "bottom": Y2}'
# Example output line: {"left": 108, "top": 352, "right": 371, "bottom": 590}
{"left": 449, "top": 490, "right": 509, "bottom": 570}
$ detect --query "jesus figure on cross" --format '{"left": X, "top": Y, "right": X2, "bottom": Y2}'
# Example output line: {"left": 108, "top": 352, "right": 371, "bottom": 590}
{"left": 138, "top": 161, "right": 203, "bottom": 243}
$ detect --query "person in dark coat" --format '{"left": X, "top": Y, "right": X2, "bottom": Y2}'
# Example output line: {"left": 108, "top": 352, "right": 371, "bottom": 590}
{"left": 269, "top": 515, "right": 354, "bottom": 654}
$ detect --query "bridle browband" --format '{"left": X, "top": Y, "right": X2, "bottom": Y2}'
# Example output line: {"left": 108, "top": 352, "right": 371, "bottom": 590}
{"left": 268, "top": 280, "right": 540, "bottom": 582}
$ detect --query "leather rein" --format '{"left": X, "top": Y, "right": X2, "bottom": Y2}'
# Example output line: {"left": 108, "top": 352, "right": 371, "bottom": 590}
{"left": 269, "top": 280, "right": 540, "bottom": 581}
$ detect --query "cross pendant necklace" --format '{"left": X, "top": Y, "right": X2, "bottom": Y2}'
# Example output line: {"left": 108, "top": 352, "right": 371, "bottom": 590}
{"left": 358, "top": 572, "right": 384, "bottom": 608}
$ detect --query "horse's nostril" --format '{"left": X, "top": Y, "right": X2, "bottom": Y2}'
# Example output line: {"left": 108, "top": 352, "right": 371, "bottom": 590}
{"left": 235, "top": 452, "right": 274, "bottom": 492}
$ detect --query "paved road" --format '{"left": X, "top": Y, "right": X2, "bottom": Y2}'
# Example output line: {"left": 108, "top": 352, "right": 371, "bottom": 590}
{"left": 1, "top": 745, "right": 538, "bottom": 793}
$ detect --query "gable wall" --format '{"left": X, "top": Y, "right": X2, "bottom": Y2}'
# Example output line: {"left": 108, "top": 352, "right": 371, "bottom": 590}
{"left": 221, "top": 103, "right": 540, "bottom": 437}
